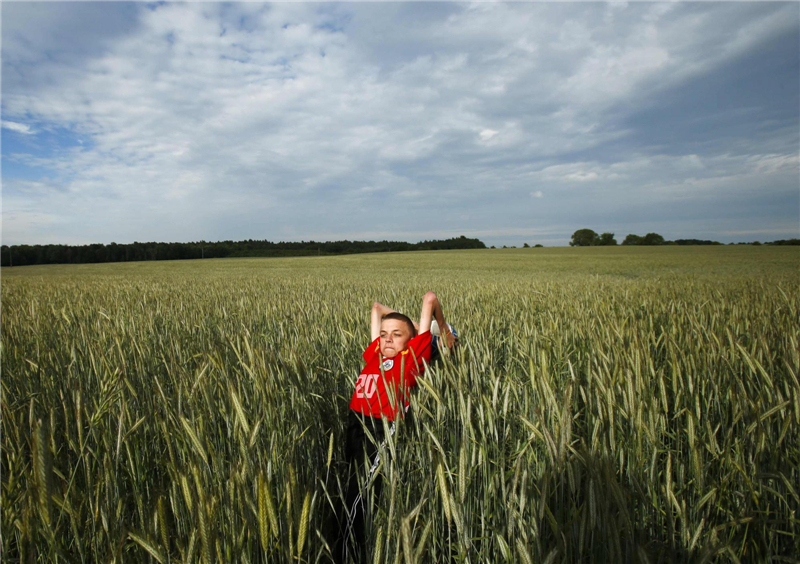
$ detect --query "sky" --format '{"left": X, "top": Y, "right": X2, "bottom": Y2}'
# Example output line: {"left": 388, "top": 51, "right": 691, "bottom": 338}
{"left": 2, "top": 1, "right": 798, "bottom": 247}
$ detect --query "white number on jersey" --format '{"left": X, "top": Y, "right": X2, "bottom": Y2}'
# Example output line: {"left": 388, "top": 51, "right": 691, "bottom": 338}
{"left": 355, "top": 374, "right": 379, "bottom": 399}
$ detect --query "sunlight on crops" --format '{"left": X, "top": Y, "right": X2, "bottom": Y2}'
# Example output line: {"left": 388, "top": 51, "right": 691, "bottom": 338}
{"left": 2, "top": 247, "right": 799, "bottom": 563}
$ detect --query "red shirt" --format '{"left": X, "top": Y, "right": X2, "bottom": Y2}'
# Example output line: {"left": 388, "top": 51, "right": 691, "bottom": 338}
{"left": 348, "top": 331, "right": 432, "bottom": 420}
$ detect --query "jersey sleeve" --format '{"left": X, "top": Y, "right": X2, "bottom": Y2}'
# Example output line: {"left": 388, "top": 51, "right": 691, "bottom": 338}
{"left": 406, "top": 330, "right": 432, "bottom": 367}
{"left": 363, "top": 337, "right": 381, "bottom": 363}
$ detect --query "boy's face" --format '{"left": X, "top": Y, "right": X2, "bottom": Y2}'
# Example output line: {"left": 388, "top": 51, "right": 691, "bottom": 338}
{"left": 379, "top": 318, "right": 413, "bottom": 359}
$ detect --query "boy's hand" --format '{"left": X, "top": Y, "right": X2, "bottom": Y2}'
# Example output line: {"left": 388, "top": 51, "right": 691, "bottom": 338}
{"left": 442, "top": 327, "right": 457, "bottom": 348}
{"left": 372, "top": 301, "right": 397, "bottom": 341}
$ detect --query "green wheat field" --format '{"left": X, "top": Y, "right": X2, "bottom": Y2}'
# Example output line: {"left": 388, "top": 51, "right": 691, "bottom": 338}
{"left": 2, "top": 246, "right": 799, "bottom": 563}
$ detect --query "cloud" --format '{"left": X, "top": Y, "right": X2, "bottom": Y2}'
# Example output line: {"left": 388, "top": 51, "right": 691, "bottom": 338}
{"left": 2, "top": 121, "right": 34, "bottom": 134}
{"left": 1, "top": 2, "right": 797, "bottom": 247}
{"left": 564, "top": 171, "right": 599, "bottom": 182}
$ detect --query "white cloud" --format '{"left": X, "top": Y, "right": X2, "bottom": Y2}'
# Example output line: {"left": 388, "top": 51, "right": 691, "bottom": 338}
{"left": 750, "top": 154, "right": 799, "bottom": 175}
{"left": 531, "top": 191, "right": 543, "bottom": 198}
{"left": 479, "top": 129, "right": 499, "bottom": 142}
{"left": 2, "top": 121, "right": 34, "bottom": 134}
{"left": 564, "top": 171, "right": 599, "bottom": 182}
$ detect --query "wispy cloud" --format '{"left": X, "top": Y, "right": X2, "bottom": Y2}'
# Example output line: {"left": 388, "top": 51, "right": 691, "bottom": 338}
{"left": 2, "top": 121, "right": 34, "bottom": 135}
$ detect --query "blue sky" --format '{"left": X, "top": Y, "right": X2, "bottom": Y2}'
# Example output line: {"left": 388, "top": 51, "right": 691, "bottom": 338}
{"left": 2, "top": 2, "right": 798, "bottom": 247}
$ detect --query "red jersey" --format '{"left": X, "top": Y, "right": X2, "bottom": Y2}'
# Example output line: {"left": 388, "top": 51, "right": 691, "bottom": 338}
{"left": 348, "top": 331, "right": 432, "bottom": 420}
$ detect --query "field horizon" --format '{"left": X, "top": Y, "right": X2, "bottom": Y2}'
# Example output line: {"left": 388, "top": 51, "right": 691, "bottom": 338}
{"left": 3, "top": 244, "right": 798, "bottom": 276}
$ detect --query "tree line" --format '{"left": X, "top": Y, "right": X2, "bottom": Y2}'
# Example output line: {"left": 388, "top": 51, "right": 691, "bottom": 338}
{"left": 0, "top": 236, "right": 486, "bottom": 267}
{"left": 570, "top": 229, "right": 799, "bottom": 247}
{"left": 569, "top": 229, "right": 669, "bottom": 246}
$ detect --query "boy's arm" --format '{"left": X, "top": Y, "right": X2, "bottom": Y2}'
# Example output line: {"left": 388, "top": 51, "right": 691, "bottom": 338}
{"left": 371, "top": 301, "right": 396, "bottom": 341}
{"left": 419, "top": 291, "right": 456, "bottom": 348}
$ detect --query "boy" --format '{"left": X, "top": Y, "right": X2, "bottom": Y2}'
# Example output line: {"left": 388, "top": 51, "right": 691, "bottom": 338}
{"left": 335, "top": 291, "right": 456, "bottom": 563}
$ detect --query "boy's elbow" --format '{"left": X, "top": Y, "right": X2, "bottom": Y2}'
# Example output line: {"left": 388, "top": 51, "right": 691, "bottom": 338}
{"left": 372, "top": 301, "right": 382, "bottom": 313}
{"left": 423, "top": 291, "right": 437, "bottom": 305}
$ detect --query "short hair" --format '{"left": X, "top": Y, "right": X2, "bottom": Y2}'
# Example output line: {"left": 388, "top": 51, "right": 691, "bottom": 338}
{"left": 381, "top": 312, "right": 417, "bottom": 337}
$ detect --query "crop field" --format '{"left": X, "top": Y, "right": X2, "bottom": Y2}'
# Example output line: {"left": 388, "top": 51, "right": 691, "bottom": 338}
{"left": 2, "top": 246, "right": 799, "bottom": 563}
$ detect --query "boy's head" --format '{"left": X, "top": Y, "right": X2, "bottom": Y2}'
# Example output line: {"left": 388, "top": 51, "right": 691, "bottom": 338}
{"left": 380, "top": 312, "right": 417, "bottom": 358}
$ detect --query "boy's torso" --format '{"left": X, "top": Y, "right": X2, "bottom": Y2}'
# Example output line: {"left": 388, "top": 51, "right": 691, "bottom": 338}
{"left": 348, "top": 331, "right": 432, "bottom": 420}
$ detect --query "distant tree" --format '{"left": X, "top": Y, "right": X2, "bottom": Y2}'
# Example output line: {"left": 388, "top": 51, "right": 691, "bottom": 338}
{"left": 623, "top": 234, "right": 643, "bottom": 245}
{"left": 523, "top": 243, "right": 530, "bottom": 248}
{"left": 642, "top": 232, "right": 665, "bottom": 245}
{"left": 752, "top": 241, "right": 761, "bottom": 246}
{"left": 534, "top": 244, "right": 543, "bottom": 248}
{"left": 674, "top": 239, "right": 721, "bottom": 246}
{"left": 598, "top": 232, "right": 617, "bottom": 246}
{"left": 570, "top": 229, "right": 600, "bottom": 247}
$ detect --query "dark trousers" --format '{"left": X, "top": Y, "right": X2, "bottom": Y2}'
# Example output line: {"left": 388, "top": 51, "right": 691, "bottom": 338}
{"left": 333, "top": 410, "right": 414, "bottom": 564}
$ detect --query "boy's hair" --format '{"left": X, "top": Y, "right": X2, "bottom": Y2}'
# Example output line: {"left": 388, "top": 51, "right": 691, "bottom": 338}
{"left": 381, "top": 312, "right": 417, "bottom": 337}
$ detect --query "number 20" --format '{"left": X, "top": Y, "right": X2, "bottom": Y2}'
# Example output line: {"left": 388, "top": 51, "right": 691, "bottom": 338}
{"left": 356, "top": 374, "right": 378, "bottom": 399}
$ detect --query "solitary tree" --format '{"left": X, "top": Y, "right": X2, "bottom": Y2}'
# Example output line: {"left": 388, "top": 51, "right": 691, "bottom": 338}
{"left": 598, "top": 232, "right": 617, "bottom": 246}
{"left": 642, "top": 232, "right": 665, "bottom": 245}
{"left": 570, "top": 229, "right": 600, "bottom": 247}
